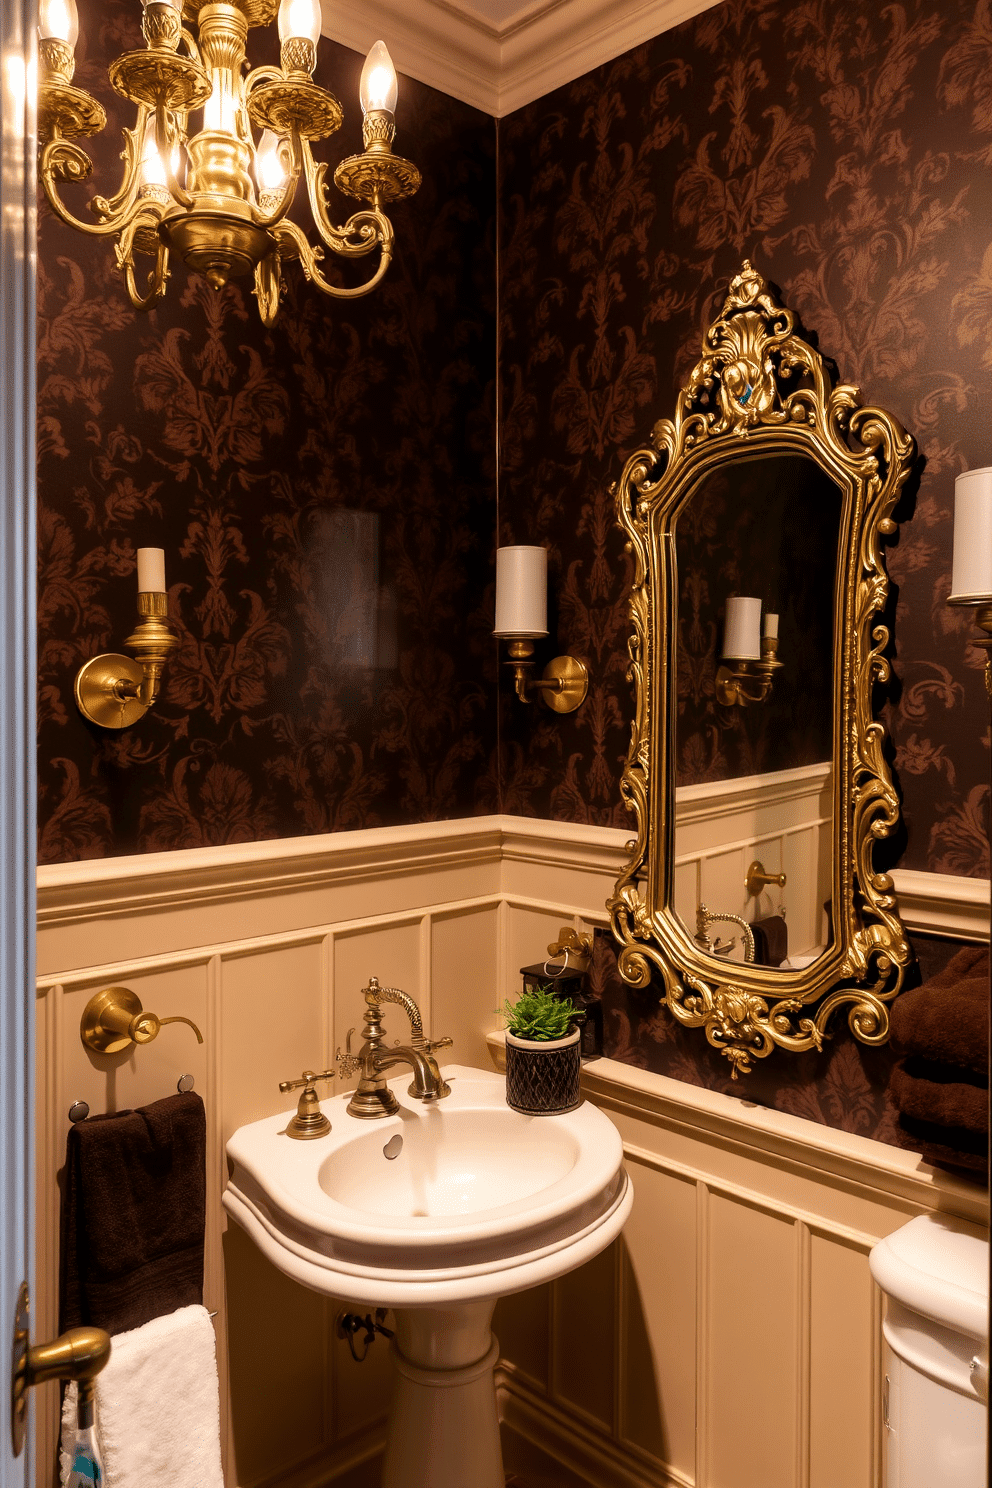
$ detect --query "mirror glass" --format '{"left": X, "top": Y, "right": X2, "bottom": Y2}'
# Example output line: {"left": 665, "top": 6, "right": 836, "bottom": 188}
{"left": 670, "top": 452, "right": 842, "bottom": 973}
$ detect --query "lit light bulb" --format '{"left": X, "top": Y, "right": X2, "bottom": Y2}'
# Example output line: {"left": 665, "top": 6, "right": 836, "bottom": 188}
{"left": 141, "top": 131, "right": 180, "bottom": 189}
{"left": 277, "top": 0, "right": 321, "bottom": 45}
{"left": 255, "top": 131, "right": 287, "bottom": 192}
{"left": 203, "top": 72, "right": 237, "bottom": 133}
{"left": 142, "top": 0, "right": 180, "bottom": 8}
{"left": 38, "top": 0, "right": 78, "bottom": 44}
{"left": 360, "top": 40, "right": 397, "bottom": 115}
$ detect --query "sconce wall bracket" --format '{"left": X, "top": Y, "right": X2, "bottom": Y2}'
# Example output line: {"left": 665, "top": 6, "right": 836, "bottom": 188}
{"left": 75, "top": 591, "right": 178, "bottom": 729}
{"left": 714, "top": 636, "right": 783, "bottom": 707}
{"left": 506, "top": 640, "right": 588, "bottom": 713}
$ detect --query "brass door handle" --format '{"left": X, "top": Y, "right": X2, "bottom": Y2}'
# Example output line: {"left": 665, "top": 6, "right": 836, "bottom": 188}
{"left": 11, "top": 1281, "right": 110, "bottom": 1455}
{"left": 80, "top": 986, "right": 204, "bottom": 1053}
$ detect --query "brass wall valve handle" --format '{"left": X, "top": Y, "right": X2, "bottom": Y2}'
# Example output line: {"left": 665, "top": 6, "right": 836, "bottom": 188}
{"left": 745, "top": 860, "right": 788, "bottom": 898}
{"left": 279, "top": 1069, "right": 336, "bottom": 1139}
{"left": 80, "top": 986, "right": 204, "bottom": 1054}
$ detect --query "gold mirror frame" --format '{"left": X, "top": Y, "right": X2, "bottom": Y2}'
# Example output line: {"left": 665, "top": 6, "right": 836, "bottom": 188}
{"left": 606, "top": 262, "right": 916, "bottom": 1077}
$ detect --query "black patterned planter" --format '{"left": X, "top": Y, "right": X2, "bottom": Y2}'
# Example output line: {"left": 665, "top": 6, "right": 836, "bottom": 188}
{"left": 505, "top": 1027, "right": 582, "bottom": 1115}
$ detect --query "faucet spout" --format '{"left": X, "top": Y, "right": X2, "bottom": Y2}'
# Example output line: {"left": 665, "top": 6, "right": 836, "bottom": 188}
{"left": 339, "top": 977, "right": 453, "bottom": 1119}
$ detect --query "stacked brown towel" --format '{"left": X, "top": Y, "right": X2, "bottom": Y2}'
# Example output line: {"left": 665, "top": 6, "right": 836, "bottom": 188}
{"left": 889, "top": 945, "right": 989, "bottom": 1176}
{"left": 59, "top": 1092, "right": 206, "bottom": 1336}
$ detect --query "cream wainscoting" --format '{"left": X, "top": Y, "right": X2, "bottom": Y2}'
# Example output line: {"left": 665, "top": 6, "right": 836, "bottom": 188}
{"left": 36, "top": 813, "right": 988, "bottom": 1488}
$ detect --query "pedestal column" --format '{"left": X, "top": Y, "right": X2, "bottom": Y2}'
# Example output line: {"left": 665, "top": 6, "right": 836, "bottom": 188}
{"left": 382, "top": 1300, "right": 504, "bottom": 1488}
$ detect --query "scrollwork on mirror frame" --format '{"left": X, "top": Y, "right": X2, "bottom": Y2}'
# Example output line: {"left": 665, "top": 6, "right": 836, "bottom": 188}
{"left": 606, "top": 260, "right": 915, "bottom": 1077}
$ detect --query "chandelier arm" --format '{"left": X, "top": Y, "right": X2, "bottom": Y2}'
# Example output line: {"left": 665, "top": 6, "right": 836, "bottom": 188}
{"left": 253, "top": 128, "right": 303, "bottom": 230}
{"left": 243, "top": 65, "right": 285, "bottom": 99}
{"left": 40, "top": 139, "right": 153, "bottom": 240}
{"left": 115, "top": 202, "right": 171, "bottom": 311}
{"left": 180, "top": 27, "right": 202, "bottom": 64}
{"left": 154, "top": 104, "right": 194, "bottom": 210}
{"left": 88, "top": 114, "right": 149, "bottom": 220}
{"left": 301, "top": 143, "right": 388, "bottom": 260}
{"left": 272, "top": 216, "right": 394, "bottom": 301}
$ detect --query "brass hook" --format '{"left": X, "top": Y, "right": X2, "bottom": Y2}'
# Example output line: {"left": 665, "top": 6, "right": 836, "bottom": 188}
{"left": 80, "top": 986, "right": 204, "bottom": 1054}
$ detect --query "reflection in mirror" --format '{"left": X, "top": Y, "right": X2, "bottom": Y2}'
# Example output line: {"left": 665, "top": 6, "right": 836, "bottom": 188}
{"left": 672, "top": 453, "right": 841, "bottom": 974}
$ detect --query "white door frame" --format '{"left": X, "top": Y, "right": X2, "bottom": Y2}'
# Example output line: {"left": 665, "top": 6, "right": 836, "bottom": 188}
{"left": 0, "top": 0, "right": 38, "bottom": 1482}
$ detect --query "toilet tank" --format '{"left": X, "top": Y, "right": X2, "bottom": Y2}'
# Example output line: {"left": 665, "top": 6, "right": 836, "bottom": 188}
{"left": 869, "top": 1213, "right": 988, "bottom": 1488}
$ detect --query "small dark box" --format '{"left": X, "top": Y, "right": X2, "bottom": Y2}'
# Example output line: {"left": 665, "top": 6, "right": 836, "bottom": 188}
{"left": 519, "top": 962, "right": 603, "bottom": 1058}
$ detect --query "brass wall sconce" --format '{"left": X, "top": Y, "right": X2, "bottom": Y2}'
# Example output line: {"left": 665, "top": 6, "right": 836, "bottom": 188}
{"left": 36, "top": 0, "right": 419, "bottom": 325}
{"left": 745, "top": 860, "right": 787, "bottom": 898}
{"left": 714, "top": 595, "right": 782, "bottom": 706}
{"left": 947, "top": 467, "right": 992, "bottom": 696}
{"left": 493, "top": 545, "right": 588, "bottom": 713}
{"left": 75, "top": 547, "right": 177, "bottom": 728}
{"left": 80, "top": 985, "right": 204, "bottom": 1053}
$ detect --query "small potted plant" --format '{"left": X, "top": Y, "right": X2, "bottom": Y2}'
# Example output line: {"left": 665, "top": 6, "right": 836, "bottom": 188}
{"left": 499, "top": 985, "right": 585, "bottom": 1115}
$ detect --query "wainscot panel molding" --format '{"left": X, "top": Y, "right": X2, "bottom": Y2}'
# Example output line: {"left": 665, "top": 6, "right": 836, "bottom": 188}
{"left": 35, "top": 814, "right": 988, "bottom": 1488}
{"left": 488, "top": 1033, "right": 985, "bottom": 1488}
{"left": 320, "top": 0, "right": 723, "bottom": 115}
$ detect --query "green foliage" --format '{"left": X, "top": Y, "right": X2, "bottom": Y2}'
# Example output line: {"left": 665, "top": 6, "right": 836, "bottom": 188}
{"left": 499, "top": 984, "right": 583, "bottom": 1042}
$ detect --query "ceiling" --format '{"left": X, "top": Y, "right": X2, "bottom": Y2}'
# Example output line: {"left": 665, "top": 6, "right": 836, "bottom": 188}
{"left": 320, "top": 0, "right": 720, "bottom": 116}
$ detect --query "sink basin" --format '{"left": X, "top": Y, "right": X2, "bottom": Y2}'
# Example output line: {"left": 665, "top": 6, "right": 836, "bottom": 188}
{"left": 223, "top": 1063, "right": 632, "bottom": 1488}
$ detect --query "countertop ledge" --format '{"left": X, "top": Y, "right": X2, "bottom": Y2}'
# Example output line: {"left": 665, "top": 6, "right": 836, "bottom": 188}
{"left": 485, "top": 1031, "right": 989, "bottom": 1229}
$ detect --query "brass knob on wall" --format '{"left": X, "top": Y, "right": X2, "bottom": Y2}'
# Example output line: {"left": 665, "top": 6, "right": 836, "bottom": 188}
{"left": 744, "top": 860, "right": 787, "bottom": 898}
{"left": 80, "top": 986, "right": 204, "bottom": 1054}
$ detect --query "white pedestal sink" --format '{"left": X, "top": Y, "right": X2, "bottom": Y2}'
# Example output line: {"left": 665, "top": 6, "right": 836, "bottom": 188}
{"left": 223, "top": 1064, "right": 632, "bottom": 1488}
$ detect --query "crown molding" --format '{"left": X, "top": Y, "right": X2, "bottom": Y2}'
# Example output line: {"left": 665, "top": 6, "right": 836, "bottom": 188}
{"left": 320, "top": 0, "right": 722, "bottom": 116}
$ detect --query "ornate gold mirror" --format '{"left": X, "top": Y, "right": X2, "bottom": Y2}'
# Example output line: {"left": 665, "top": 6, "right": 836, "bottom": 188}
{"left": 607, "top": 262, "right": 915, "bottom": 1076}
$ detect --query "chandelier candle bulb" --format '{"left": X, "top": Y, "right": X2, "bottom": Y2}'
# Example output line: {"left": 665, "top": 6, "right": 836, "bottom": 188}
{"left": 494, "top": 546, "right": 549, "bottom": 638}
{"left": 136, "top": 548, "right": 166, "bottom": 595}
{"left": 722, "top": 596, "right": 762, "bottom": 660}
{"left": 38, "top": 0, "right": 78, "bottom": 44}
{"left": 949, "top": 468, "right": 992, "bottom": 604}
{"left": 360, "top": 41, "right": 399, "bottom": 115}
{"left": 277, "top": 0, "right": 322, "bottom": 46}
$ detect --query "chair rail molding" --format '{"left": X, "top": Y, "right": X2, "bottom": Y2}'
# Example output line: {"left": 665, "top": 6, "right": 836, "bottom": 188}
{"left": 37, "top": 811, "right": 990, "bottom": 944}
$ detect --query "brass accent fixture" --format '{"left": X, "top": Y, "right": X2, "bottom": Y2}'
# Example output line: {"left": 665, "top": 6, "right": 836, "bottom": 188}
{"left": 714, "top": 632, "right": 783, "bottom": 707}
{"left": 37, "top": 0, "right": 419, "bottom": 325}
{"left": 505, "top": 641, "right": 589, "bottom": 713}
{"left": 546, "top": 927, "right": 593, "bottom": 964}
{"left": 80, "top": 986, "right": 204, "bottom": 1053}
{"left": 336, "top": 976, "right": 451, "bottom": 1119}
{"left": 278, "top": 1068, "right": 335, "bottom": 1139}
{"left": 11, "top": 1280, "right": 110, "bottom": 1456}
{"left": 607, "top": 260, "right": 914, "bottom": 1076}
{"left": 694, "top": 905, "right": 756, "bottom": 962}
{"left": 745, "top": 861, "right": 787, "bottom": 898}
{"left": 75, "top": 548, "right": 178, "bottom": 729}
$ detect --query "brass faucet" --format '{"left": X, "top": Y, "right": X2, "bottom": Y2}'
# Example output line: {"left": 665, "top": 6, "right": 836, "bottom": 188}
{"left": 336, "top": 976, "right": 453, "bottom": 1119}
{"left": 695, "top": 904, "right": 756, "bottom": 962}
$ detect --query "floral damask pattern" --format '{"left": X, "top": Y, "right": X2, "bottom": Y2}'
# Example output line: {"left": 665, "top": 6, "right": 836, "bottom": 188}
{"left": 38, "top": 0, "right": 497, "bottom": 859}
{"left": 497, "top": 0, "right": 992, "bottom": 875}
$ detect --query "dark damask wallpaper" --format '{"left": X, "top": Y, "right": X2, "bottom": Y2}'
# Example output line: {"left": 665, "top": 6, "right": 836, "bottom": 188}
{"left": 37, "top": 0, "right": 497, "bottom": 860}
{"left": 497, "top": 0, "right": 992, "bottom": 877}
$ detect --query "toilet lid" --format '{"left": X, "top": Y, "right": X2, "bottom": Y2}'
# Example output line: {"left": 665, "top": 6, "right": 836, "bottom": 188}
{"left": 869, "top": 1213, "right": 989, "bottom": 1342}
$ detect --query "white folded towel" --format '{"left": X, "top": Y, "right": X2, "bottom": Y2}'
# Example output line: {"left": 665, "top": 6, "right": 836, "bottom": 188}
{"left": 60, "top": 1305, "right": 224, "bottom": 1488}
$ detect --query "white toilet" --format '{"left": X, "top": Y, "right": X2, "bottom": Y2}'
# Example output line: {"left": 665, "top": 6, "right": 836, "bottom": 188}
{"left": 869, "top": 1212, "right": 988, "bottom": 1487}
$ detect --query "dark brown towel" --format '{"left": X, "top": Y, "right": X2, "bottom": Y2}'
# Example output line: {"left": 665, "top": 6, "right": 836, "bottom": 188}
{"left": 890, "top": 944, "right": 989, "bottom": 1076}
{"left": 751, "top": 915, "right": 788, "bottom": 968}
{"left": 890, "top": 1060, "right": 987, "bottom": 1134}
{"left": 59, "top": 1092, "right": 206, "bottom": 1337}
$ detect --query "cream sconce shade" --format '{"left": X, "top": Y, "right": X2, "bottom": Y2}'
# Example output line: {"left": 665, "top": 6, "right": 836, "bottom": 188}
{"left": 715, "top": 595, "right": 782, "bottom": 706}
{"left": 494, "top": 545, "right": 588, "bottom": 712}
{"left": 947, "top": 467, "right": 992, "bottom": 695}
{"left": 74, "top": 547, "right": 179, "bottom": 729}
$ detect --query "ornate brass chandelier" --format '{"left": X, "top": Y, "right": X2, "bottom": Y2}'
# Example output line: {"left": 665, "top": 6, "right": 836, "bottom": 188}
{"left": 36, "top": 0, "right": 421, "bottom": 324}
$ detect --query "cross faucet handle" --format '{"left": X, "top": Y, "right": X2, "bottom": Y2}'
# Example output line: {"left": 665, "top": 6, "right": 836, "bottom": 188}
{"left": 336, "top": 1029, "right": 362, "bottom": 1079}
{"left": 278, "top": 1069, "right": 335, "bottom": 1140}
{"left": 422, "top": 1035, "right": 452, "bottom": 1055}
{"left": 279, "top": 1068, "right": 336, "bottom": 1093}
